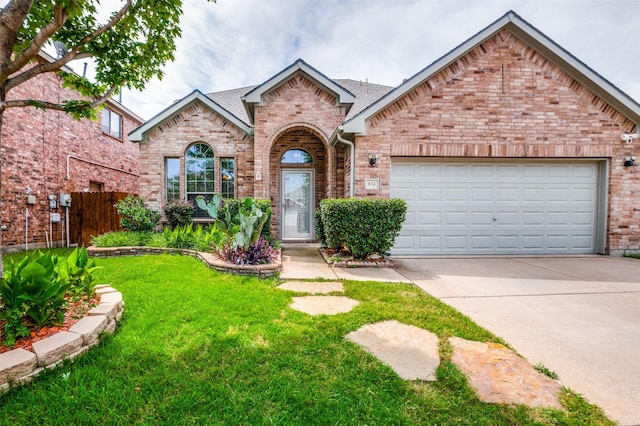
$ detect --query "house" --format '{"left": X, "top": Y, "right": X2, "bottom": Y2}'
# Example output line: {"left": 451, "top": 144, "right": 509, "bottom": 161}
{"left": 1, "top": 51, "right": 142, "bottom": 251}
{"left": 130, "top": 11, "right": 640, "bottom": 256}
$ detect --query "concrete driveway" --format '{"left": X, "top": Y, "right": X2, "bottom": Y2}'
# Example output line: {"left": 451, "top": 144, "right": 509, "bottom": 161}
{"left": 393, "top": 256, "right": 640, "bottom": 425}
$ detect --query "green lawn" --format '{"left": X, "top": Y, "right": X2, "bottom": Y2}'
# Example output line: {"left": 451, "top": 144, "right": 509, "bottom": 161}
{"left": 0, "top": 251, "right": 612, "bottom": 425}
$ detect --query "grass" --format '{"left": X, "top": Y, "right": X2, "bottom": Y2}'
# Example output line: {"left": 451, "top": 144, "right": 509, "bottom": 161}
{"left": 0, "top": 251, "right": 613, "bottom": 425}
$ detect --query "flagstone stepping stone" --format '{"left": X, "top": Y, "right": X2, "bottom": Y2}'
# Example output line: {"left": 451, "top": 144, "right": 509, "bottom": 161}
{"left": 277, "top": 281, "right": 344, "bottom": 294}
{"left": 346, "top": 320, "right": 440, "bottom": 381}
{"left": 449, "top": 336, "right": 562, "bottom": 409}
{"left": 290, "top": 296, "right": 359, "bottom": 315}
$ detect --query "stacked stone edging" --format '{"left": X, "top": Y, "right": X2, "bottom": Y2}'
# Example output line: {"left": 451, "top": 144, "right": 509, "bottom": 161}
{"left": 0, "top": 285, "right": 123, "bottom": 393}
{"left": 319, "top": 249, "right": 393, "bottom": 268}
{"left": 87, "top": 246, "right": 282, "bottom": 278}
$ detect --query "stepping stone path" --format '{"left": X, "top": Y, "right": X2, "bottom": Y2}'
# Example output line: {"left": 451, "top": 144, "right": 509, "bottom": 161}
{"left": 278, "top": 281, "right": 563, "bottom": 410}
{"left": 278, "top": 281, "right": 360, "bottom": 316}
{"left": 449, "top": 336, "right": 562, "bottom": 409}
{"left": 346, "top": 320, "right": 439, "bottom": 381}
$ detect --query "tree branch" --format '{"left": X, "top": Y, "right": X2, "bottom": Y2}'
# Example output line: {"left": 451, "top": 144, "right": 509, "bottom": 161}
{"left": 4, "top": 0, "right": 133, "bottom": 90}
{"left": 0, "top": 83, "right": 119, "bottom": 112}
{"left": 1, "top": 2, "right": 68, "bottom": 79}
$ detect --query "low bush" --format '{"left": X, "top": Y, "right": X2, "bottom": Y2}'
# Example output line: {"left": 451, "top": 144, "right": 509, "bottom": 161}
{"left": 163, "top": 200, "right": 194, "bottom": 229}
{"left": 320, "top": 198, "right": 407, "bottom": 259}
{"left": 163, "top": 223, "right": 196, "bottom": 249}
{"left": 114, "top": 195, "right": 160, "bottom": 232}
{"left": 314, "top": 208, "right": 326, "bottom": 247}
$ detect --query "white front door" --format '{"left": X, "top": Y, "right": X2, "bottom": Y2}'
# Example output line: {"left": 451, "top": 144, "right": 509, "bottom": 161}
{"left": 281, "top": 170, "right": 314, "bottom": 240}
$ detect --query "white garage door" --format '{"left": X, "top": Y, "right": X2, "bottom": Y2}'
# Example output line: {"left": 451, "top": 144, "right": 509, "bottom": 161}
{"left": 391, "top": 160, "right": 601, "bottom": 255}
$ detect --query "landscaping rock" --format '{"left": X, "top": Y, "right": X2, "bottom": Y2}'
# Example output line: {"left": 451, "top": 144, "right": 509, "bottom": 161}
{"left": 99, "top": 291, "right": 124, "bottom": 310}
{"left": 95, "top": 286, "right": 117, "bottom": 296}
{"left": 32, "top": 331, "right": 83, "bottom": 367}
{"left": 449, "top": 336, "right": 562, "bottom": 409}
{"left": 277, "top": 281, "right": 344, "bottom": 294}
{"left": 88, "top": 302, "right": 118, "bottom": 321}
{"left": 346, "top": 320, "right": 440, "bottom": 381}
{"left": 105, "top": 320, "right": 117, "bottom": 334}
{"left": 69, "top": 314, "right": 108, "bottom": 346}
{"left": 0, "top": 349, "right": 37, "bottom": 385}
{"left": 290, "top": 296, "right": 359, "bottom": 315}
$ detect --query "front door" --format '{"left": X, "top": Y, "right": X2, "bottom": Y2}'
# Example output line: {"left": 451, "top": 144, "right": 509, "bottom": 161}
{"left": 281, "top": 170, "right": 313, "bottom": 239}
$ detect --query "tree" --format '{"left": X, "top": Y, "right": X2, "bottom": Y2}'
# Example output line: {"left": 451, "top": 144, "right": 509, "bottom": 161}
{"left": 0, "top": 0, "right": 213, "bottom": 276}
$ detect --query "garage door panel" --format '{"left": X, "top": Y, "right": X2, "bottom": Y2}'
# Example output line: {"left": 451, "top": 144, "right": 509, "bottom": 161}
{"left": 391, "top": 160, "right": 600, "bottom": 255}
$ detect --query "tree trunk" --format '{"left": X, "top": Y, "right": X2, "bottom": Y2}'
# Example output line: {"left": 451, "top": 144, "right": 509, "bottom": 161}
{"left": 0, "top": 104, "right": 5, "bottom": 279}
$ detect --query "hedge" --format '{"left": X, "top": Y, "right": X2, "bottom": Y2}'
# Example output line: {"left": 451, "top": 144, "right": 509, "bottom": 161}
{"left": 319, "top": 198, "right": 407, "bottom": 259}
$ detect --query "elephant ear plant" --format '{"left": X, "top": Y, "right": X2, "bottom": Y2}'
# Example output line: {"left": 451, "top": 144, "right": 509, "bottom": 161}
{"left": 0, "top": 248, "right": 102, "bottom": 347}
{"left": 196, "top": 195, "right": 277, "bottom": 265}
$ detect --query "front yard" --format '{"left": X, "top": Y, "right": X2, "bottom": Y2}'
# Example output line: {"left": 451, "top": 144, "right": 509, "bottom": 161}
{"left": 0, "top": 251, "right": 611, "bottom": 425}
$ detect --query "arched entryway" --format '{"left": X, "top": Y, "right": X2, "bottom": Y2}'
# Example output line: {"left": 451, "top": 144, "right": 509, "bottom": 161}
{"left": 268, "top": 127, "right": 338, "bottom": 241}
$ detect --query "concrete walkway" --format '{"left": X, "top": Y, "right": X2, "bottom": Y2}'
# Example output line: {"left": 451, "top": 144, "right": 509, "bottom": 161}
{"left": 281, "top": 243, "right": 407, "bottom": 282}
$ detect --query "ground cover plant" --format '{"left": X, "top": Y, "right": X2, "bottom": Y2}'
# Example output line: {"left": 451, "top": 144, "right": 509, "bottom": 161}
{"left": 0, "top": 253, "right": 612, "bottom": 425}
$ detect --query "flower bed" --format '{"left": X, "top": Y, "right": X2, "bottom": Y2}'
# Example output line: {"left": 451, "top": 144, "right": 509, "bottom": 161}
{"left": 87, "top": 246, "right": 282, "bottom": 278}
{"left": 0, "top": 285, "right": 123, "bottom": 393}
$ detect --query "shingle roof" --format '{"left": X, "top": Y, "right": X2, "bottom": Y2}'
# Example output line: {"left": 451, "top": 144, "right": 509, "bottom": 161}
{"left": 202, "top": 78, "right": 392, "bottom": 127}
{"left": 206, "top": 85, "right": 256, "bottom": 124}
{"left": 334, "top": 79, "right": 394, "bottom": 120}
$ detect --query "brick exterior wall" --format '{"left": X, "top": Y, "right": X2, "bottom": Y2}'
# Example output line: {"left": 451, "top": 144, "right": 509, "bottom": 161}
{"left": 1, "top": 70, "right": 141, "bottom": 249}
{"left": 138, "top": 101, "right": 254, "bottom": 214}
{"left": 352, "top": 29, "right": 639, "bottom": 253}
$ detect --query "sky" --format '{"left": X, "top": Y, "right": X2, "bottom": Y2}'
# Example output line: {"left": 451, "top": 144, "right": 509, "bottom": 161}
{"left": 101, "top": 0, "right": 640, "bottom": 121}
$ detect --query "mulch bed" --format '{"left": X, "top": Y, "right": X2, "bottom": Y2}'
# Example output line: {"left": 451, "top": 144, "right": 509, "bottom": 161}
{"left": 0, "top": 296, "right": 99, "bottom": 354}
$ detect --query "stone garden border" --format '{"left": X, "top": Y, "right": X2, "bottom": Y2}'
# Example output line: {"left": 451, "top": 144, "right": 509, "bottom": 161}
{"left": 86, "top": 246, "right": 282, "bottom": 278}
{"left": 0, "top": 285, "right": 124, "bottom": 393}
{"left": 319, "top": 248, "right": 393, "bottom": 268}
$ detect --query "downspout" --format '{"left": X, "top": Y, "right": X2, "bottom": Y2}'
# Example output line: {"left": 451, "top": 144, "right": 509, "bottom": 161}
{"left": 335, "top": 127, "right": 355, "bottom": 198}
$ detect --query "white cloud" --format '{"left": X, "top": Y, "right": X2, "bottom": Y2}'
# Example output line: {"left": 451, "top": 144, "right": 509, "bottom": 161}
{"left": 120, "top": 0, "right": 640, "bottom": 121}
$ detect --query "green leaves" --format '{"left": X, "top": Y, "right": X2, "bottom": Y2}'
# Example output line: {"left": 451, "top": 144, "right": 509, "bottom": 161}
{"left": 0, "top": 248, "right": 102, "bottom": 345}
{"left": 319, "top": 198, "right": 407, "bottom": 259}
{"left": 196, "top": 196, "right": 272, "bottom": 251}
{"left": 114, "top": 195, "right": 161, "bottom": 232}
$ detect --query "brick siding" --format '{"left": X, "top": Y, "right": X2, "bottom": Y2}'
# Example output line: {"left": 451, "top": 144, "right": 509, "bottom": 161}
{"left": 1, "top": 70, "right": 140, "bottom": 249}
{"left": 355, "top": 29, "right": 639, "bottom": 253}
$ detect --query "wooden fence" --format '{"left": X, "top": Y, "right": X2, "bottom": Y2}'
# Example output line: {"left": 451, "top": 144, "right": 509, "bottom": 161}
{"left": 69, "top": 191, "right": 131, "bottom": 246}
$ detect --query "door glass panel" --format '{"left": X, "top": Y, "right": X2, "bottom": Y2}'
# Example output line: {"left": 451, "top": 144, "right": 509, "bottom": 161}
{"left": 282, "top": 171, "right": 312, "bottom": 239}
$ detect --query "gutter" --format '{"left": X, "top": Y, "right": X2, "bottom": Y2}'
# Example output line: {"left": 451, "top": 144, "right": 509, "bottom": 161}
{"left": 331, "top": 126, "right": 355, "bottom": 198}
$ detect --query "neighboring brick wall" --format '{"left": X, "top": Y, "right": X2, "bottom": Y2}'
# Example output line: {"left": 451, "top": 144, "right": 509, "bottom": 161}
{"left": 355, "top": 29, "right": 639, "bottom": 253}
{"left": 138, "top": 101, "right": 254, "bottom": 214}
{"left": 1, "top": 70, "right": 141, "bottom": 249}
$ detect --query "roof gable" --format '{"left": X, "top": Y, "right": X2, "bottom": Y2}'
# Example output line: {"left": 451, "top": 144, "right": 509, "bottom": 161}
{"left": 242, "top": 59, "right": 356, "bottom": 123}
{"left": 342, "top": 10, "right": 640, "bottom": 134}
{"left": 128, "top": 89, "right": 252, "bottom": 142}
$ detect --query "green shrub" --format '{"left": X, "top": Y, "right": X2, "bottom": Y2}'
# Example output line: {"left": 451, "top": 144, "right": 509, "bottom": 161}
{"left": 163, "top": 200, "right": 194, "bottom": 229}
{"left": 314, "top": 208, "right": 326, "bottom": 247}
{"left": 320, "top": 198, "right": 407, "bottom": 259}
{"left": 114, "top": 195, "right": 160, "bottom": 232}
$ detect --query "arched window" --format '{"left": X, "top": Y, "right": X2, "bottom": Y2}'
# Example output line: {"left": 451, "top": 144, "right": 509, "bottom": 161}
{"left": 186, "top": 143, "right": 214, "bottom": 218}
{"left": 281, "top": 149, "right": 313, "bottom": 164}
